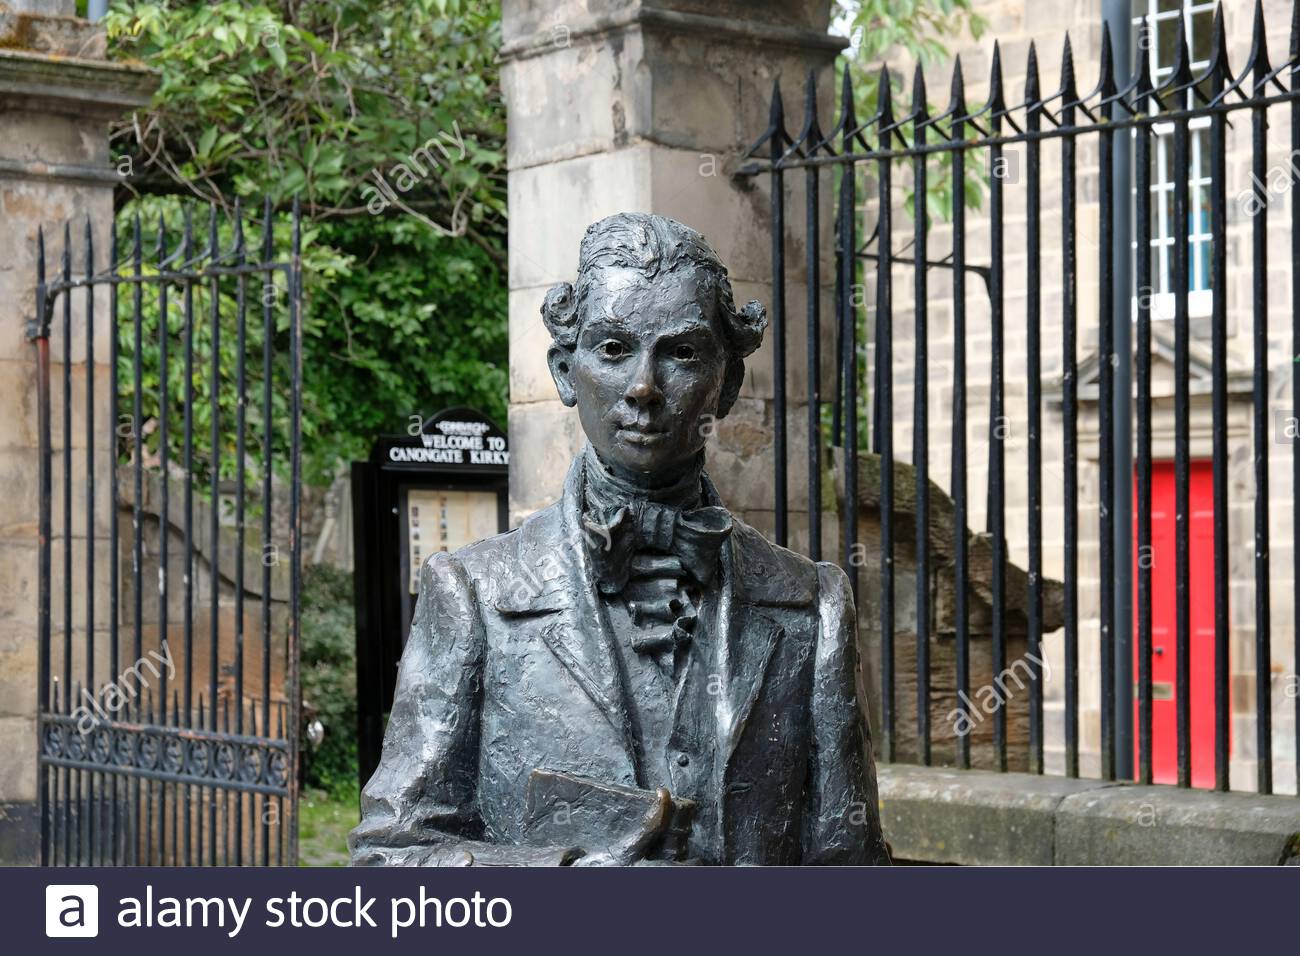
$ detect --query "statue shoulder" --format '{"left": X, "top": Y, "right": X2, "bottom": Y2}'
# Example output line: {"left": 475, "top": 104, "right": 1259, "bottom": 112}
{"left": 727, "top": 516, "right": 821, "bottom": 607}
{"left": 426, "top": 499, "right": 566, "bottom": 595}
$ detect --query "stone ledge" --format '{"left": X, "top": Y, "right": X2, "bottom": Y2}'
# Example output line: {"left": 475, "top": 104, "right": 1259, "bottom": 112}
{"left": 878, "top": 763, "right": 1300, "bottom": 866}
{"left": 878, "top": 764, "right": 1109, "bottom": 865}
{"left": 0, "top": 47, "right": 157, "bottom": 119}
{"left": 1055, "top": 784, "right": 1300, "bottom": 866}
{"left": 500, "top": 6, "right": 846, "bottom": 62}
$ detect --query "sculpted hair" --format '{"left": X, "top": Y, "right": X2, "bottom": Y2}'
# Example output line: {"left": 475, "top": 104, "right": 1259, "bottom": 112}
{"left": 542, "top": 213, "right": 766, "bottom": 417}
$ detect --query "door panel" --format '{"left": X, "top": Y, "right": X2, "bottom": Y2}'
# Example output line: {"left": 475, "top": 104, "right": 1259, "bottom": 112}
{"left": 1134, "top": 460, "right": 1222, "bottom": 787}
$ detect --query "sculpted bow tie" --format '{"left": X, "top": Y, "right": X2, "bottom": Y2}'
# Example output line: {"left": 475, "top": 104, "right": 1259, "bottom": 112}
{"left": 581, "top": 498, "right": 733, "bottom": 597}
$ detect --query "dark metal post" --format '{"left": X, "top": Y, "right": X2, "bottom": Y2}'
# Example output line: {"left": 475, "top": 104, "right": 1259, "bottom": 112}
{"left": 1103, "top": 0, "right": 1134, "bottom": 782}
{"left": 1025, "top": 45, "right": 1045, "bottom": 776}
{"left": 1060, "top": 39, "right": 1080, "bottom": 779}
{"left": 876, "top": 67, "right": 896, "bottom": 764}
{"left": 911, "top": 65, "right": 931, "bottom": 766}
{"left": 769, "top": 83, "right": 788, "bottom": 549}
{"left": 949, "top": 59, "right": 971, "bottom": 770}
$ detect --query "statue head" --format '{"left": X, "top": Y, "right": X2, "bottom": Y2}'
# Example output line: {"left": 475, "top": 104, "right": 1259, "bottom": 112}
{"left": 542, "top": 213, "right": 766, "bottom": 481}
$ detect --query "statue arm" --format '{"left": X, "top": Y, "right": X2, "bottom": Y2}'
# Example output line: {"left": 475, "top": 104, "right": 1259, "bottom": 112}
{"left": 348, "top": 550, "right": 577, "bottom": 867}
{"left": 801, "top": 562, "right": 892, "bottom": 865}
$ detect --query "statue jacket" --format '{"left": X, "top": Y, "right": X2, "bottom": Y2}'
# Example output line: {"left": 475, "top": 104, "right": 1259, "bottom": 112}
{"left": 349, "top": 458, "right": 890, "bottom": 866}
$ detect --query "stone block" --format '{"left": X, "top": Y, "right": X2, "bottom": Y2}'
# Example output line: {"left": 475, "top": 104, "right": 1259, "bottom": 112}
{"left": 509, "top": 284, "right": 560, "bottom": 405}
{"left": 0, "top": 716, "right": 36, "bottom": 802}
{"left": 0, "top": 538, "right": 39, "bottom": 629}
{"left": 507, "top": 400, "right": 584, "bottom": 515}
{"left": 730, "top": 278, "right": 836, "bottom": 403}
{"left": 877, "top": 763, "right": 1108, "bottom": 865}
{"left": 0, "top": 620, "right": 37, "bottom": 718}
{"left": 0, "top": 800, "right": 39, "bottom": 865}
{"left": 0, "top": 358, "right": 40, "bottom": 450}
{"left": 705, "top": 397, "right": 816, "bottom": 513}
{"left": 508, "top": 147, "right": 652, "bottom": 288}
{"left": 502, "top": 35, "right": 635, "bottom": 170}
{"left": 647, "top": 146, "right": 835, "bottom": 288}
{"left": 502, "top": 1, "right": 834, "bottom": 46}
{"left": 0, "top": 534, "right": 114, "bottom": 632}
{"left": 639, "top": 27, "right": 838, "bottom": 154}
{"left": 1055, "top": 783, "right": 1300, "bottom": 865}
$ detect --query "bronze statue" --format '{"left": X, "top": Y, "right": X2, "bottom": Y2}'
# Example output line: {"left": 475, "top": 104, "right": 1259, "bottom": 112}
{"left": 349, "top": 213, "right": 890, "bottom": 866}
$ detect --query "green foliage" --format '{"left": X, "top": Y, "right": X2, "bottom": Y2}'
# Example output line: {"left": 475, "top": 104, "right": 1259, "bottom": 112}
{"left": 299, "top": 564, "right": 359, "bottom": 796}
{"left": 831, "top": 0, "right": 986, "bottom": 453}
{"left": 303, "top": 214, "right": 507, "bottom": 475}
{"left": 103, "top": 0, "right": 508, "bottom": 485}
{"left": 111, "top": 198, "right": 302, "bottom": 491}
{"left": 104, "top": 0, "right": 504, "bottom": 225}
{"left": 834, "top": 0, "right": 987, "bottom": 224}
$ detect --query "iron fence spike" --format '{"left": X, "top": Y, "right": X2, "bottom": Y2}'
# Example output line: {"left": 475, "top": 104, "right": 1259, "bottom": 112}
{"left": 839, "top": 66, "right": 856, "bottom": 130}
{"left": 1025, "top": 40, "right": 1041, "bottom": 101}
{"left": 1250, "top": 0, "right": 1272, "bottom": 80}
{"left": 948, "top": 54, "right": 965, "bottom": 116}
{"left": 1172, "top": 15, "right": 1193, "bottom": 86}
{"left": 988, "top": 39, "right": 1005, "bottom": 110}
{"left": 1209, "top": 4, "right": 1228, "bottom": 72}
{"left": 1134, "top": 19, "right": 1154, "bottom": 94}
{"left": 1099, "top": 22, "right": 1117, "bottom": 97}
{"left": 1061, "top": 32, "right": 1078, "bottom": 97}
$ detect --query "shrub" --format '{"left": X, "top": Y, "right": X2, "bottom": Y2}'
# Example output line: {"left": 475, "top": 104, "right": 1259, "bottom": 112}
{"left": 299, "top": 563, "right": 359, "bottom": 796}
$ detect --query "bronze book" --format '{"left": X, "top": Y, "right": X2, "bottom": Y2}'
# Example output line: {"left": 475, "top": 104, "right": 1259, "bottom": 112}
{"left": 522, "top": 768, "right": 696, "bottom": 861}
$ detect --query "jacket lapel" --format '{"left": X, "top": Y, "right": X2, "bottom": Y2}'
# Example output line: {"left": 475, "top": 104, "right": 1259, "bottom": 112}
{"left": 703, "top": 476, "right": 816, "bottom": 767}
{"left": 495, "top": 458, "right": 639, "bottom": 778}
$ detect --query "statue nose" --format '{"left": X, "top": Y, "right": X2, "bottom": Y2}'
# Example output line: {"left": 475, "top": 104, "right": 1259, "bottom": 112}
{"left": 624, "top": 355, "right": 662, "bottom": 407}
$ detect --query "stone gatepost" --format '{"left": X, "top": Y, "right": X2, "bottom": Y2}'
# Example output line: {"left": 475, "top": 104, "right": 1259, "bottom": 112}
{"left": 500, "top": 0, "right": 844, "bottom": 542}
{"left": 0, "top": 0, "right": 155, "bottom": 864}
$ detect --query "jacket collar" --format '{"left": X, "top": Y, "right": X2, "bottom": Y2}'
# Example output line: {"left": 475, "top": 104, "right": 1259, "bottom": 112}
{"left": 493, "top": 456, "right": 817, "bottom": 615}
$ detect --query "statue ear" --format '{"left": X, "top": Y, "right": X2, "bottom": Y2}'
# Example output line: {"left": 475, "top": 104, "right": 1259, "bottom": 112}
{"left": 548, "top": 345, "right": 577, "bottom": 407}
{"left": 716, "top": 358, "right": 745, "bottom": 419}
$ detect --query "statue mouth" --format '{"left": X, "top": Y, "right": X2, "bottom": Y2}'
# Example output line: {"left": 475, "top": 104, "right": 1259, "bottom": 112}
{"left": 617, "top": 425, "right": 670, "bottom": 446}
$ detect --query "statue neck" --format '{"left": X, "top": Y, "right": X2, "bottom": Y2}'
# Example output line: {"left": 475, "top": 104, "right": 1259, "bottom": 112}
{"left": 582, "top": 445, "right": 705, "bottom": 513}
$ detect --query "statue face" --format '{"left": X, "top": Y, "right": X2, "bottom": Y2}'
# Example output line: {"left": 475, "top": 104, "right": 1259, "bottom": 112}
{"left": 555, "top": 266, "right": 728, "bottom": 480}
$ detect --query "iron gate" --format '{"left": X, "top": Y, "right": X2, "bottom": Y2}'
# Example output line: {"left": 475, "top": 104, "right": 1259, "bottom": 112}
{"left": 32, "top": 199, "right": 304, "bottom": 865}
{"left": 745, "top": 3, "right": 1300, "bottom": 795}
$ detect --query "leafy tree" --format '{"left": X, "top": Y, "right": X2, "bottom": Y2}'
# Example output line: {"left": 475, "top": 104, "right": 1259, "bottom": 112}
{"left": 834, "top": 0, "right": 987, "bottom": 222}
{"left": 104, "top": 0, "right": 507, "bottom": 484}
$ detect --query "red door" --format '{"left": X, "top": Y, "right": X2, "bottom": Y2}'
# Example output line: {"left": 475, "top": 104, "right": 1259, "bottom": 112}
{"left": 1134, "top": 460, "right": 1223, "bottom": 787}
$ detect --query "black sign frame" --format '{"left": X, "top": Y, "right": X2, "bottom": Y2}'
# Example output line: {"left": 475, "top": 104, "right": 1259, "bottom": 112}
{"left": 351, "top": 408, "right": 508, "bottom": 787}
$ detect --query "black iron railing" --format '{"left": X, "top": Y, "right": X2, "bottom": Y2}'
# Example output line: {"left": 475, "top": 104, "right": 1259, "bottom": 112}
{"left": 32, "top": 200, "right": 304, "bottom": 864}
{"left": 745, "top": 1, "right": 1300, "bottom": 795}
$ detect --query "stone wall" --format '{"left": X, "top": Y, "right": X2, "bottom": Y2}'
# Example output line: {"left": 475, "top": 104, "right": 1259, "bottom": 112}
{"left": 500, "top": 0, "right": 844, "bottom": 546}
{"left": 879, "top": 763, "right": 1300, "bottom": 865}
{"left": 0, "top": 1, "right": 155, "bottom": 862}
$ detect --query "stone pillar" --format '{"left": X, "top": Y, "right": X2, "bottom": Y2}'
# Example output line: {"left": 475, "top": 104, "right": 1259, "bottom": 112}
{"left": 500, "top": 0, "right": 843, "bottom": 541}
{"left": 0, "top": 1, "right": 155, "bottom": 863}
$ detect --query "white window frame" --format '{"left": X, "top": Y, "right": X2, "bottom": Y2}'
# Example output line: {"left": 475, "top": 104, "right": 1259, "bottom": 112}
{"left": 1131, "top": 0, "right": 1217, "bottom": 321}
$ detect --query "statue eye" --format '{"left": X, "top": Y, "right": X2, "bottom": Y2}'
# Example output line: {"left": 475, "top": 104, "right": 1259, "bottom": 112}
{"left": 596, "top": 339, "right": 628, "bottom": 360}
{"left": 672, "top": 344, "right": 697, "bottom": 361}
